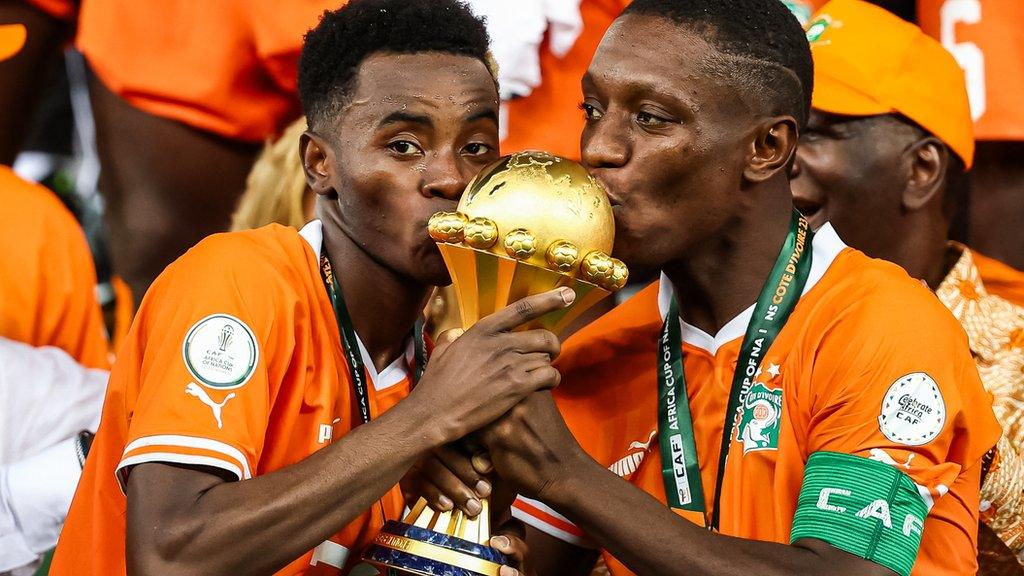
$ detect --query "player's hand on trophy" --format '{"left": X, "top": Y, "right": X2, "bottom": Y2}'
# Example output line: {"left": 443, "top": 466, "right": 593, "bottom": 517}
{"left": 401, "top": 443, "right": 493, "bottom": 517}
{"left": 479, "top": 390, "right": 587, "bottom": 501}
{"left": 409, "top": 287, "right": 573, "bottom": 443}
{"left": 491, "top": 518, "right": 536, "bottom": 576}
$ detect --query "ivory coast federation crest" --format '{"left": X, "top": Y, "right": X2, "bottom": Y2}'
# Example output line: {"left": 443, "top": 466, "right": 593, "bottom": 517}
{"left": 739, "top": 383, "right": 783, "bottom": 453}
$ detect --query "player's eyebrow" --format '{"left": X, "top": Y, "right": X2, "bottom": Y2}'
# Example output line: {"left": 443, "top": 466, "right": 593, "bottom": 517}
{"left": 466, "top": 108, "right": 498, "bottom": 125}
{"left": 378, "top": 111, "right": 433, "bottom": 128}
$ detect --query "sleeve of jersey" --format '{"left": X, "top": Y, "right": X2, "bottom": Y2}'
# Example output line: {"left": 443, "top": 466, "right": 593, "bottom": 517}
{"left": 512, "top": 495, "right": 589, "bottom": 547}
{"left": 791, "top": 293, "right": 1001, "bottom": 576}
{"left": 115, "top": 240, "right": 290, "bottom": 493}
{"left": 249, "top": 0, "right": 337, "bottom": 93}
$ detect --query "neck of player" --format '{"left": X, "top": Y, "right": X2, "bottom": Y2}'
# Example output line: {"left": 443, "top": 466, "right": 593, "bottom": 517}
{"left": 321, "top": 224, "right": 431, "bottom": 372}
{"left": 663, "top": 183, "right": 795, "bottom": 337}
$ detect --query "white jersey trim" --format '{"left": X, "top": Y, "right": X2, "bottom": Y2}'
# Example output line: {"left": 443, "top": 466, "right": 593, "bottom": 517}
{"left": 657, "top": 222, "right": 847, "bottom": 354}
{"left": 116, "top": 434, "right": 253, "bottom": 493}
{"left": 116, "top": 453, "right": 244, "bottom": 494}
{"left": 512, "top": 496, "right": 590, "bottom": 547}
{"left": 299, "top": 219, "right": 324, "bottom": 260}
{"left": 299, "top": 219, "right": 412, "bottom": 392}
{"left": 122, "top": 434, "right": 252, "bottom": 478}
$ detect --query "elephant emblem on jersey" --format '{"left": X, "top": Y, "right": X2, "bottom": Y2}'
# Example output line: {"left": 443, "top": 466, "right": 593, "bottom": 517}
{"left": 739, "top": 383, "right": 783, "bottom": 453}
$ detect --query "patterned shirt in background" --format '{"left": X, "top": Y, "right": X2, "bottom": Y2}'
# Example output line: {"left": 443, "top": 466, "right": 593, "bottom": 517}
{"left": 937, "top": 244, "right": 1024, "bottom": 558}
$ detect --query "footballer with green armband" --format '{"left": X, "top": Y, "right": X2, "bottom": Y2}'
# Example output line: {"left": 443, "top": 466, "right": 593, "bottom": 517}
{"left": 406, "top": 1, "right": 1002, "bottom": 574}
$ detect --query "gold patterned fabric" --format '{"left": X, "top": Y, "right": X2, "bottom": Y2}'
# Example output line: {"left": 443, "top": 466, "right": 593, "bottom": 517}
{"left": 936, "top": 244, "right": 1024, "bottom": 556}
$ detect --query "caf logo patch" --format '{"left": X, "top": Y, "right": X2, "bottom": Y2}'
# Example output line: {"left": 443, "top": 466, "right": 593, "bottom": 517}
{"left": 878, "top": 373, "right": 946, "bottom": 446}
{"left": 182, "top": 314, "right": 259, "bottom": 389}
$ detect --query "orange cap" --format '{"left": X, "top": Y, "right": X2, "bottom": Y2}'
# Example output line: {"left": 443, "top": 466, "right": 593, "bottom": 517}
{"left": 0, "top": 24, "right": 26, "bottom": 62}
{"left": 806, "top": 0, "right": 974, "bottom": 168}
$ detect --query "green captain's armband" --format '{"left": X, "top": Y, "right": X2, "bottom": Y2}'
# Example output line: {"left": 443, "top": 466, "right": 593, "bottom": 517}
{"left": 790, "top": 451, "right": 929, "bottom": 576}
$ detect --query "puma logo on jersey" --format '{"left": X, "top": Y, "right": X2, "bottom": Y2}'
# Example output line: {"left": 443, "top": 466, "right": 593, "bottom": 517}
{"left": 610, "top": 430, "right": 656, "bottom": 478}
{"left": 868, "top": 448, "right": 915, "bottom": 469}
{"left": 318, "top": 418, "right": 342, "bottom": 444}
{"left": 185, "top": 382, "right": 236, "bottom": 429}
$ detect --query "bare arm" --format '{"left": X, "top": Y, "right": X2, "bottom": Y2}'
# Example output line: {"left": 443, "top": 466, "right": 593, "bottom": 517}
{"left": 541, "top": 454, "right": 893, "bottom": 576}
{"left": 127, "top": 397, "right": 442, "bottom": 575}
{"left": 481, "top": 392, "right": 896, "bottom": 576}
{"left": 125, "top": 288, "right": 574, "bottom": 575}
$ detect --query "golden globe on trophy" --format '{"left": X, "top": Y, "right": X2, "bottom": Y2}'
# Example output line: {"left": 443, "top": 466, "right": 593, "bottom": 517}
{"left": 361, "top": 151, "right": 627, "bottom": 576}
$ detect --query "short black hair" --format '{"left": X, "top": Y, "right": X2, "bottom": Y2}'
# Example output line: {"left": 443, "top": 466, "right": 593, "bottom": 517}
{"left": 622, "top": 0, "right": 813, "bottom": 128}
{"left": 298, "top": 0, "right": 492, "bottom": 130}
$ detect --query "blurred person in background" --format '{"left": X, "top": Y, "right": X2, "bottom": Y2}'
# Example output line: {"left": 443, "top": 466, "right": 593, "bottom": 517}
{"left": 918, "top": 0, "right": 1024, "bottom": 283}
{"left": 0, "top": 338, "right": 107, "bottom": 576}
{"left": 2, "top": 0, "right": 340, "bottom": 306}
{"left": 231, "top": 119, "right": 314, "bottom": 233}
{"left": 0, "top": 23, "right": 107, "bottom": 367}
{"left": 473, "top": 0, "right": 629, "bottom": 161}
{"left": 791, "top": 0, "right": 1024, "bottom": 568}
{"left": 0, "top": 23, "right": 108, "bottom": 576}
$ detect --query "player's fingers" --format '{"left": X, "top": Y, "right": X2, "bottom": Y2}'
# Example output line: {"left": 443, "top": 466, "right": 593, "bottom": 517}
{"left": 477, "top": 288, "right": 575, "bottom": 333}
{"left": 522, "top": 364, "right": 561, "bottom": 391}
{"left": 471, "top": 451, "right": 494, "bottom": 475}
{"left": 505, "top": 329, "right": 560, "bottom": 359}
{"left": 416, "top": 477, "right": 456, "bottom": 513}
{"left": 492, "top": 519, "right": 530, "bottom": 575}
{"left": 420, "top": 456, "right": 483, "bottom": 517}
{"left": 434, "top": 444, "right": 491, "bottom": 498}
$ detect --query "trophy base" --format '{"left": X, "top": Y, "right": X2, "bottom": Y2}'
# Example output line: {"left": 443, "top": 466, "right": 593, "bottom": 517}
{"left": 361, "top": 520, "right": 507, "bottom": 576}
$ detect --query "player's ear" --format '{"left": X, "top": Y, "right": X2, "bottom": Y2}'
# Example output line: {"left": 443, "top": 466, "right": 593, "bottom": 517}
{"left": 301, "top": 131, "right": 336, "bottom": 198}
{"left": 744, "top": 116, "right": 799, "bottom": 183}
{"left": 901, "top": 137, "right": 946, "bottom": 212}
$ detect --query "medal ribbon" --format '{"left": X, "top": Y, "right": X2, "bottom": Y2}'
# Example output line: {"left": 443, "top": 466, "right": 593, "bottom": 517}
{"left": 320, "top": 255, "right": 426, "bottom": 425}
{"left": 658, "top": 211, "right": 813, "bottom": 530}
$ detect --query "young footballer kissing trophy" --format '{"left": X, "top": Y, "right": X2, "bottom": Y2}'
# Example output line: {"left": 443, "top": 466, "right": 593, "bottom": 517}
{"left": 361, "top": 151, "right": 627, "bottom": 575}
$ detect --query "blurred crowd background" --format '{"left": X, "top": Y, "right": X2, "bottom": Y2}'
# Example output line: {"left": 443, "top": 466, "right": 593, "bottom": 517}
{"left": 2, "top": 0, "right": 1020, "bottom": 341}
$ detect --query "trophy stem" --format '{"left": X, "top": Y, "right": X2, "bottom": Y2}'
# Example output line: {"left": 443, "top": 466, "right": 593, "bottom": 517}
{"left": 403, "top": 497, "right": 492, "bottom": 546}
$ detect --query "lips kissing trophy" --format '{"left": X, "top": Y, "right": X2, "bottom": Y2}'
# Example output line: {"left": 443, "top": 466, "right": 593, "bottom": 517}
{"left": 360, "top": 151, "right": 628, "bottom": 575}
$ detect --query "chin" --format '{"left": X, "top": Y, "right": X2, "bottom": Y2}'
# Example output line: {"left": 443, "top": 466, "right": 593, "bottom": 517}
{"left": 414, "top": 252, "right": 453, "bottom": 287}
{"left": 425, "top": 267, "right": 453, "bottom": 287}
{"left": 611, "top": 235, "right": 663, "bottom": 277}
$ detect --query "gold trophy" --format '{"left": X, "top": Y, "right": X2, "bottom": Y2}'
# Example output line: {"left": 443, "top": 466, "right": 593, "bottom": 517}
{"left": 361, "top": 151, "right": 627, "bottom": 576}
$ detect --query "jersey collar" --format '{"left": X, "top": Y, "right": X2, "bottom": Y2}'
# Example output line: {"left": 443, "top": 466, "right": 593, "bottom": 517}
{"left": 300, "top": 220, "right": 414, "bottom": 391}
{"left": 657, "top": 222, "right": 847, "bottom": 354}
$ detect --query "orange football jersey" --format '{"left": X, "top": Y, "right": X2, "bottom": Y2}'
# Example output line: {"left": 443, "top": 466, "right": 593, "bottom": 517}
{"left": 51, "top": 221, "right": 415, "bottom": 575}
{"left": 0, "top": 166, "right": 108, "bottom": 369}
{"left": 514, "top": 224, "right": 1000, "bottom": 575}
{"left": 51, "top": 0, "right": 339, "bottom": 142}
{"left": 501, "top": 0, "right": 629, "bottom": 160}
{"left": 918, "top": 0, "right": 1024, "bottom": 140}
